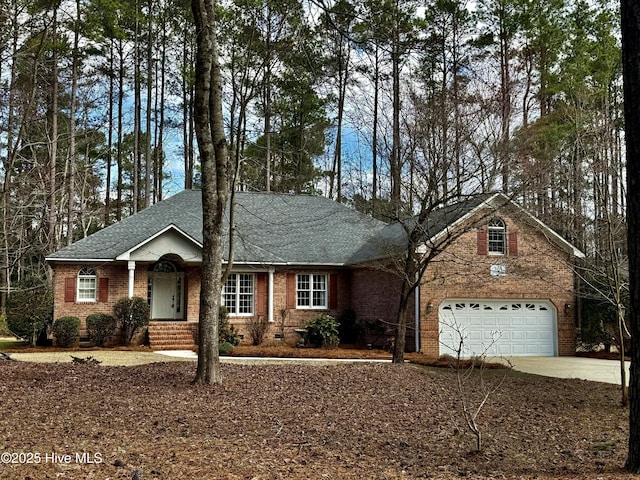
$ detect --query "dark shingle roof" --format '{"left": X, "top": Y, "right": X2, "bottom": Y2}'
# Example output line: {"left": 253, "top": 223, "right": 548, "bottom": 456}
{"left": 47, "top": 190, "right": 582, "bottom": 266}
{"left": 348, "top": 195, "right": 492, "bottom": 264}
{"left": 46, "top": 190, "right": 389, "bottom": 265}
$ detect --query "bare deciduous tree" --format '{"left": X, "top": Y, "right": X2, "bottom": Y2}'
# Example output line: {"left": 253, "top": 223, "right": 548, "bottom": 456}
{"left": 441, "top": 315, "right": 511, "bottom": 452}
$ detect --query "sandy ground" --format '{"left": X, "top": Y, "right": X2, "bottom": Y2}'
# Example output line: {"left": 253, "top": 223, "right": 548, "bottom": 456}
{"left": 5, "top": 350, "right": 395, "bottom": 366}
{"left": 5, "top": 350, "right": 192, "bottom": 366}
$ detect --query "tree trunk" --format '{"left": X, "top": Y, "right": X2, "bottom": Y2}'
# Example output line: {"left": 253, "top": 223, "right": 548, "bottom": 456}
{"left": 192, "top": 0, "right": 229, "bottom": 385}
{"left": 105, "top": 41, "right": 114, "bottom": 225}
{"left": 621, "top": 0, "right": 640, "bottom": 472}
{"left": 393, "top": 253, "right": 418, "bottom": 364}
{"left": 117, "top": 39, "right": 124, "bottom": 220}
{"left": 618, "top": 304, "right": 628, "bottom": 407}
{"left": 156, "top": 12, "right": 166, "bottom": 202}
{"left": 499, "top": 7, "right": 512, "bottom": 194}
{"left": 263, "top": 4, "right": 273, "bottom": 193}
{"left": 47, "top": 5, "right": 59, "bottom": 254}
{"left": 372, "top": 46, "right": 379, "bottom": 208}
{"left": 133, "top": 0, "right": 141, "bottom": 213}
{"left": 145, "top": 0, "right": 153, "bottom": 208}
{"left": 67, "top": 0, "right": 80, "bottom": 246}
{"left": 393, "top": 288, "right": 411, "bottom": 364}
{"left": 390, "top": 22, "right": 402, "bottom": 214}
{"left": 183, "top": 33, "right": 194, "bottom": 190}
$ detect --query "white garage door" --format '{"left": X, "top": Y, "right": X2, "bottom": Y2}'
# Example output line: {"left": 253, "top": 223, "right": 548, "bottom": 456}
{"left": 439, "top": 300, "right": 556, "bottom": 357}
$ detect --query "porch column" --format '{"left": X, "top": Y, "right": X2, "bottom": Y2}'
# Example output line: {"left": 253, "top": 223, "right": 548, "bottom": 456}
{"left": 268, "top": 267, "right": 275, "bottom": 322}
{"left": 127, "top": 261, "right": 136, "bottom": 298}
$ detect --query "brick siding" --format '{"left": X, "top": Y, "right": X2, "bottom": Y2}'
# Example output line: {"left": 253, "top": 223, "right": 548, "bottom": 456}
{"left": 52, "top": 211, "right": 577, "bottom": 354}
{"left": 418, "top": 212, "right": 576, "bottom": 356}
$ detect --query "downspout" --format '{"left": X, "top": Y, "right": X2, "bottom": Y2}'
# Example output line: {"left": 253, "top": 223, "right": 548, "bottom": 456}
{"left": 415, "top": 271, "right": 420, "bottom": 353}
{"left": 268, "top": 267, "right": 275, "bottom": 322}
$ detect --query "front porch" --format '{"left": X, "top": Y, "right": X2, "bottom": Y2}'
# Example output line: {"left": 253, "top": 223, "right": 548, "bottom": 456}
{"left": 148, "top": 322, "right": 197, "bottom": 350}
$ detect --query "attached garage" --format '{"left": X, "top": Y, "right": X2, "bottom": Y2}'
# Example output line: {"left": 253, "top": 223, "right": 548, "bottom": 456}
{"left": 439, "top": 299, "right": 557, "bottom": 357}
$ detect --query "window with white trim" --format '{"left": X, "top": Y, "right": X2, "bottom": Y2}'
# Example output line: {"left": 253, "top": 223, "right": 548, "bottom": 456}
{"left": 297, "top": 274, "right": 327, "bottom": 309}
{"left": 223, "top": 273, "right": 254, "bottom": 315}
{"left": 488, "top": 218, "right": 506, "bottom": 254}
{"left": 77, "top": 267, "right": 97, "bottom": 302}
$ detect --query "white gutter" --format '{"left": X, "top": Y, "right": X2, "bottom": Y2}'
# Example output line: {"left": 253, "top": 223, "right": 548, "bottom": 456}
{"left": 45, "top": 258, "right": 115, "bottom": 263}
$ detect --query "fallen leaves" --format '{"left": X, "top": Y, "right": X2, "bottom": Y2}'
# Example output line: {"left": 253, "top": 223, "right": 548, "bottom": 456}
{"left": 0, "top": 361, "right": 633, "bottom": 479}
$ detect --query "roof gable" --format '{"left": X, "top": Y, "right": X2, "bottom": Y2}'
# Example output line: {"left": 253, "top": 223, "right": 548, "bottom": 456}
{"left": 348, "top": 193, "right": 584, "bottom": 264}
{"left": 117, "top": 225, "right": 203, "bottom": 262}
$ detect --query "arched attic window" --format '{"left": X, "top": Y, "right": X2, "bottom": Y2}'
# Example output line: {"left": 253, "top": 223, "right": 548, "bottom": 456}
{"left": 488, "top": 218, "right": 506, "bottom": 255}
{"left": 477, "top": 218, "right": 518, "bottom": 256}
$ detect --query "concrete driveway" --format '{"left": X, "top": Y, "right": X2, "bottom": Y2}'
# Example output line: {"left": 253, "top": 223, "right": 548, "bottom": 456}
{"left": 502, "top": 356, "right": 631, "bottom": 385}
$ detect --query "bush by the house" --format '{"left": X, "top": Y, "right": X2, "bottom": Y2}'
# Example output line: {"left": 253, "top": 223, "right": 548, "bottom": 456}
{"left": 338, "top": 309, "right": 357, "bottom": 344}
{"left": 0, "top": 315, "right": 10, "bottom": 336}
{"left": 354, "top": 317, "right": 390, "bottom": 348}
{"left": 305, "top": 314, "right": 340, "bottom": 348}
{"left": 113, "top": 297, "right": 150, "bottom": 345}
{"left": 86, "top": 313, "right": 117, "bottom": 347}
{"left": 246, "top": 315, "right": 269, "bottom": 346}
{"left": 6, "top": 277, "right": 53, "bottom": 346}
{"left": 218, "top": 341, "right": 234, "bottom": 355}
{"left": 219, "top": 306, "right": 240, "bottom": 346}
{"left": 52, "top": 316, "right": 80, "bottom": 347}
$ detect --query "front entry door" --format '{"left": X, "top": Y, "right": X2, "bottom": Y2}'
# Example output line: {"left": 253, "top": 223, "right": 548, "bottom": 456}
{"left": 151, "top": 273, "right": 184, "bottom": 320}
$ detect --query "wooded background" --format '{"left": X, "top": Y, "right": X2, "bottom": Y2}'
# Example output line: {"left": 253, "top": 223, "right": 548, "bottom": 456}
{"left": 0, "top": 0, "right": 625, "bottom": 324}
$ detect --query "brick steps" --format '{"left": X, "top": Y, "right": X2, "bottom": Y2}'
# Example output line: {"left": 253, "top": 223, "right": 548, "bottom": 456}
{"left": 148, "top": 322, "right": 197, "bottom": 350}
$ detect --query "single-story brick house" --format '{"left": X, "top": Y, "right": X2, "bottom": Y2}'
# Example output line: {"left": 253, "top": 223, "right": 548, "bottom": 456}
{"left": 46, "top": 190, "right": 583, "bottom": 356}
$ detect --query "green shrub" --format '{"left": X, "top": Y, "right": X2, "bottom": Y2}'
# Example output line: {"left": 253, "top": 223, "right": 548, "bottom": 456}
{"left": 7, "top": 277, "right": 53, "bottom": 346}
{"left": 218, "top": 341, "right": 234, "bottom": 355}
{"left": 86, "top": 313, "right": 117, "bottom": 347}
{"left": 0, "top": 315, "right": 10, "bottom": 336}
{"left": 305, "top": 314, "right": 340, "bottom": 348}
{"left": 338, "top": 309, "right": 357, "bottom": 344}
{"left": 52, "top": 316, "right": 80, "bottom": 347}
{"left": 113, "top": 297, "right": 150, "bottom": 345}
{"left": 218, "top": 306, "right": 240, "bottom": 346}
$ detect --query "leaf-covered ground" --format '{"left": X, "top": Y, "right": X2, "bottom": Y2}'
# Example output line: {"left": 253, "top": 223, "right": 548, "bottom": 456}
{"left": 0, "top": 360, "right": 633, "bottom": 480}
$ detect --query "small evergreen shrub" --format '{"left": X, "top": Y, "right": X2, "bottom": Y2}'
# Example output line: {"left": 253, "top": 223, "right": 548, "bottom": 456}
{"left": 218, "top": 306, "right": 240, "bottom": 346}
{"left": 355, "top": 317, "right": 389, "bottom": 348}
{"left": 86, "top": 313, "right": 117, "bottom": 347}
{"left": 113, "top": 297, "right": 150, "bottom": 345}
{"left": 305, "top": 314, "right": 340, "bottom": 348}
{"left": 52, "top": 316, "right": 80, "bottom": 347}
{"left": 338, "top": 309, "right": 357, "bottom": 344}
{"left": 6, "top": 277, "right": 53, "bottom": 346}
{"left": 0, "top": 315, "right": 10, "bottom": 336}
{"left": 218, "top": 341, "right": 234, "bottom": 355}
